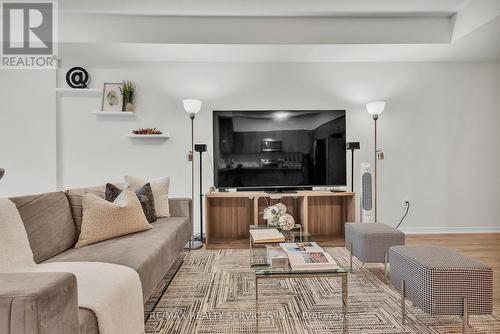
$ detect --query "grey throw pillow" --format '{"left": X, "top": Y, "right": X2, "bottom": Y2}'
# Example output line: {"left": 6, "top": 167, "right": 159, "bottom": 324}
{"left": 105, "top": 183, "right": 157, "bottom": 223}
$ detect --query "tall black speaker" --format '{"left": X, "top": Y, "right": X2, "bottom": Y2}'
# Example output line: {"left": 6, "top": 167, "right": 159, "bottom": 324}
{"left": 346, "top": 142, "right": 360, "bottom": 192}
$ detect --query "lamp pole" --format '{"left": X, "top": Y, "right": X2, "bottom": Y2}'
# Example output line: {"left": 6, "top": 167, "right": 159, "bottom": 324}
{"left": 190, "top": 113, "right": 195, "bottom": 238}
{"left": 366, "top": 101, "right": 385, "bottom": 223}
{"left": 189, "top": 114, "right": 203, "bottom": 249}
{"left": 373, "top": 114, "right": 378, "bottom": 222}
{"left": 183, "top": 99, "right": 203, "bottom": 250}
{"left": 198, "top": 149, "right": 204, "bottom": 242}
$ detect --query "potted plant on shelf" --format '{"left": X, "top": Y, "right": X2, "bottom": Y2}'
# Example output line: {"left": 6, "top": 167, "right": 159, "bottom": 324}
{"left": 120, "top": 81, "right": 136, "bottom": 112}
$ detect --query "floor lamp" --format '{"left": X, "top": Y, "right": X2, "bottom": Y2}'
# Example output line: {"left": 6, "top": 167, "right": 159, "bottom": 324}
{"left": 194, "top": 144, "right": 207, "bottom": 243}
{"left": 366, "top": 101, "right": 386, "bottom": 223}
{"left": 183, "top": 99, "right": 203, "bottom": 250}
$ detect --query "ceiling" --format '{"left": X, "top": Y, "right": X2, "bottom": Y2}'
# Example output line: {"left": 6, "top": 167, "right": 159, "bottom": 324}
{"left": 60, "top": 0, "right": 467, "bottom": 17}
{"left": 58, "top": 0, "right": 500, "bottom": 63}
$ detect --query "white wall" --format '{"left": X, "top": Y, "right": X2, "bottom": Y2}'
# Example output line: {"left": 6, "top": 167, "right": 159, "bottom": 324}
{"left": 0, "top": 70, "right": 56, "bottom": 197}
{"left": 1, "top": 62, "right": 500, "bottom": 233}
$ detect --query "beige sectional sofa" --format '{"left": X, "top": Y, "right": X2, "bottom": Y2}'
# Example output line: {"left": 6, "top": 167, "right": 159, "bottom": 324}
{"left": 0, "top": 186, "right": 192, "bottom": 334}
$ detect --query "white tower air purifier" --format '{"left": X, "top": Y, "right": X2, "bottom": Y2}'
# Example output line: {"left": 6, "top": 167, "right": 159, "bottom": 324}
{"left": 360, "top": 162, "right": 374, "bottom": 223}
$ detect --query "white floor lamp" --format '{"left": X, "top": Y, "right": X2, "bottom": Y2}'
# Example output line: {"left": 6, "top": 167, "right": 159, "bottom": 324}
{"left": 183, "top": 99, "right": 203, "bottom": 250}
{"left": 366, "top": 101, "right": 386, "bottom": 223}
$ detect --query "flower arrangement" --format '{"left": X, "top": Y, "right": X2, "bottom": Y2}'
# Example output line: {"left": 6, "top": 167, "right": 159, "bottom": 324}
{"left": 261, "top": 203, "right": 295, "bottom": 231}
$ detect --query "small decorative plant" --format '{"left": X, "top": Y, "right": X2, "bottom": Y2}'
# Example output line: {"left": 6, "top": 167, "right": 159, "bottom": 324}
{"left": 120, "top": 81, "right": 136, "bottom": 111}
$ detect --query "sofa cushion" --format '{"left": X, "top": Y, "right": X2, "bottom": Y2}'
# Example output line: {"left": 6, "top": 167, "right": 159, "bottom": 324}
{"left": 10, "top": 192, "right": 77, "bottom": 263}
{"left": 46, "top": 217, "right": 191, "bottom": 302}
{"left": 75, "top": 191, "right": 152, "bottom": 248}
{"left": 79, "top": 308, "right": 99, "bottom": 334}
{"left": 106, "top": 183, "right": 157, "bottom": 223}
{"left": 0, "top": 272, "right": 80, "bottom": 334}
{"left": 65, "top": 185, "right": 107, "bottom": 236}
{"left": 125, "top": 175, "right": 171, "bottom": 218}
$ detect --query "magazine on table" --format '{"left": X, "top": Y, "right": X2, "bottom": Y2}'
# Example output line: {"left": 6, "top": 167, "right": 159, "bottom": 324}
{"left": 279, "top": 242, "right": 338, "bottom": 270}
{"left": 279, "top": 242, "right": 323, "bottom": 253}
{"left": 287, "top": 251, "right": 338, "bottom": 271}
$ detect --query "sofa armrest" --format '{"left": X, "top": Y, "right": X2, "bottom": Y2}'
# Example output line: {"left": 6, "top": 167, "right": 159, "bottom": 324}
{"left": 169, "top": 198, "right": 192, "bottom": 221}
{"left": 0, "top": 272, "right": 79, "bottom": 334}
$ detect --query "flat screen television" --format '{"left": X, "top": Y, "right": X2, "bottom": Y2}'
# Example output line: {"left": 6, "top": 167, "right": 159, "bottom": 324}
{"left": 213, "top": 110, "right": 346, "bottom": 190}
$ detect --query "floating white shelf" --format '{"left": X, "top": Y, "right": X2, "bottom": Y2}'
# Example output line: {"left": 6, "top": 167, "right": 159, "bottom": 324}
{"left": 55, "top": 88, "right": 102, "bottom": 95}
{"left": 127, "top": 134, "right": 170, "bottom": 139}
{"left": 91, "top": 111, "right": 135, "bottom": 116}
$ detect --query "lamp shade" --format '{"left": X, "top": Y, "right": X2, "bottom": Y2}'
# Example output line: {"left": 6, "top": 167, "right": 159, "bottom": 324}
{"left": 183, "top": 99, "right": 202, "bottom": 114}
{"left": 366, "top": 101, "right": 386, "bottom": 115}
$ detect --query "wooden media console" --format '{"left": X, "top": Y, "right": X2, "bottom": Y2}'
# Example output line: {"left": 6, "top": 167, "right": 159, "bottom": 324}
{"left": 205, "top": 191, "right": 356, "bottom": 248}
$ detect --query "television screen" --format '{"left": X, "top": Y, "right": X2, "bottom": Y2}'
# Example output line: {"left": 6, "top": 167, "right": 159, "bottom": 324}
{"left": 213, "top": 110, "right": 346, "bottom": 190}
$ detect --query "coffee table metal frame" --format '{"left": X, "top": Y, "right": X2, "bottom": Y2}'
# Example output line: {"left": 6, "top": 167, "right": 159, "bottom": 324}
{"left": 249, "top": 226, "right": 349, "bottom": 333}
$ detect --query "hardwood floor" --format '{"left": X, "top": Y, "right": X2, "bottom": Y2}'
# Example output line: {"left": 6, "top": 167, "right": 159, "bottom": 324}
{"left": 405, "top": 233, "right": 500, "bottom": 309}
{"left": 207, "top": 233, "right": 500, "bottom": 308}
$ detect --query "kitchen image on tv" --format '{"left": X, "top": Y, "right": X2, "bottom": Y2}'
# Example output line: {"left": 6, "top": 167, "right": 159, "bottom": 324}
{"left": 213, "top": 110, "right": 346, "bottom": 190}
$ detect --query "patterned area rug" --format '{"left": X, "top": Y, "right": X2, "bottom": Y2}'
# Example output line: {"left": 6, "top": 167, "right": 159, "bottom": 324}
{"left": 145, "top": 248, "right": 500, "bottom": 334}
{"left": 145, "top": 251, "right": 189, "bottom": 320}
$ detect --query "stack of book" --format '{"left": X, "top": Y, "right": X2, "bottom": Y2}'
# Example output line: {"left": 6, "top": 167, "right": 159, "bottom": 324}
{"left": 250, "top": 229, "right": 285, "bottom": 244}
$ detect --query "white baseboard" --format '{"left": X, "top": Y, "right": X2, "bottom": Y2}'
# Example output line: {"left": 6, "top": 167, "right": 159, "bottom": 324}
{"left": 399, "top": 226, "right": 500, "bottom": 234}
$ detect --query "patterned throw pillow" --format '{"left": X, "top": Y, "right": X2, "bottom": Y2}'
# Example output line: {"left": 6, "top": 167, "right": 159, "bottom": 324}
{"left": 105, "top": 183, "right": 157, "bottom": 223}
{"left": 76, "top": 191, "right": 152, "bottom": 248}
{"left": 125, "top": 176, "right": 170, "bottom": 218}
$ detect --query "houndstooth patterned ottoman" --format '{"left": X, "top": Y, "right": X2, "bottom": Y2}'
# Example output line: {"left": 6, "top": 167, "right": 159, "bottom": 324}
{"left": 389, "top": 246, "right": 493, "bottom": 332}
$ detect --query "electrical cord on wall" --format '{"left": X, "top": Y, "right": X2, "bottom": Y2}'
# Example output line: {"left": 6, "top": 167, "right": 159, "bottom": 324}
{"left": 396, "top": 201, "right": 410, "bottom": 229}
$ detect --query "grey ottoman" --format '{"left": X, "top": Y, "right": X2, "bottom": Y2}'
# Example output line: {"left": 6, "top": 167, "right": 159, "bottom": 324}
{"left": 389, "top": 246, "right": 493, "bottom": 333}
{"left": 345, "top": 222, "right": 405, "bottom": 281}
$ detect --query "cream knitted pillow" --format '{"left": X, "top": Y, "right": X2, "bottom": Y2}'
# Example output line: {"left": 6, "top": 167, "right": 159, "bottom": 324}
{"left": 75, "top": 191, "right": 152, "bottom": 248}
{"left": 125, "top": 175, "right": 170, "bottom": 217}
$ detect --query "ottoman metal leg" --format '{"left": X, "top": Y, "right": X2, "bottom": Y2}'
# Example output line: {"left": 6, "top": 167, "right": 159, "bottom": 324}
{"left": 384, "top": 252, "right": 388, "bottom": 283}
{"left": 463, "top": 298, "right": 468, "bottom": 334}
{"left": 401, "top": 280, "right": 406, "bottom": 325}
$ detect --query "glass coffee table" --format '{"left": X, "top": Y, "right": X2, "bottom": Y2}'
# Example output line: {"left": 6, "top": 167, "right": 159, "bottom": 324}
{"left": 249, "top": 225, "right": 349, "bottom": 333}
